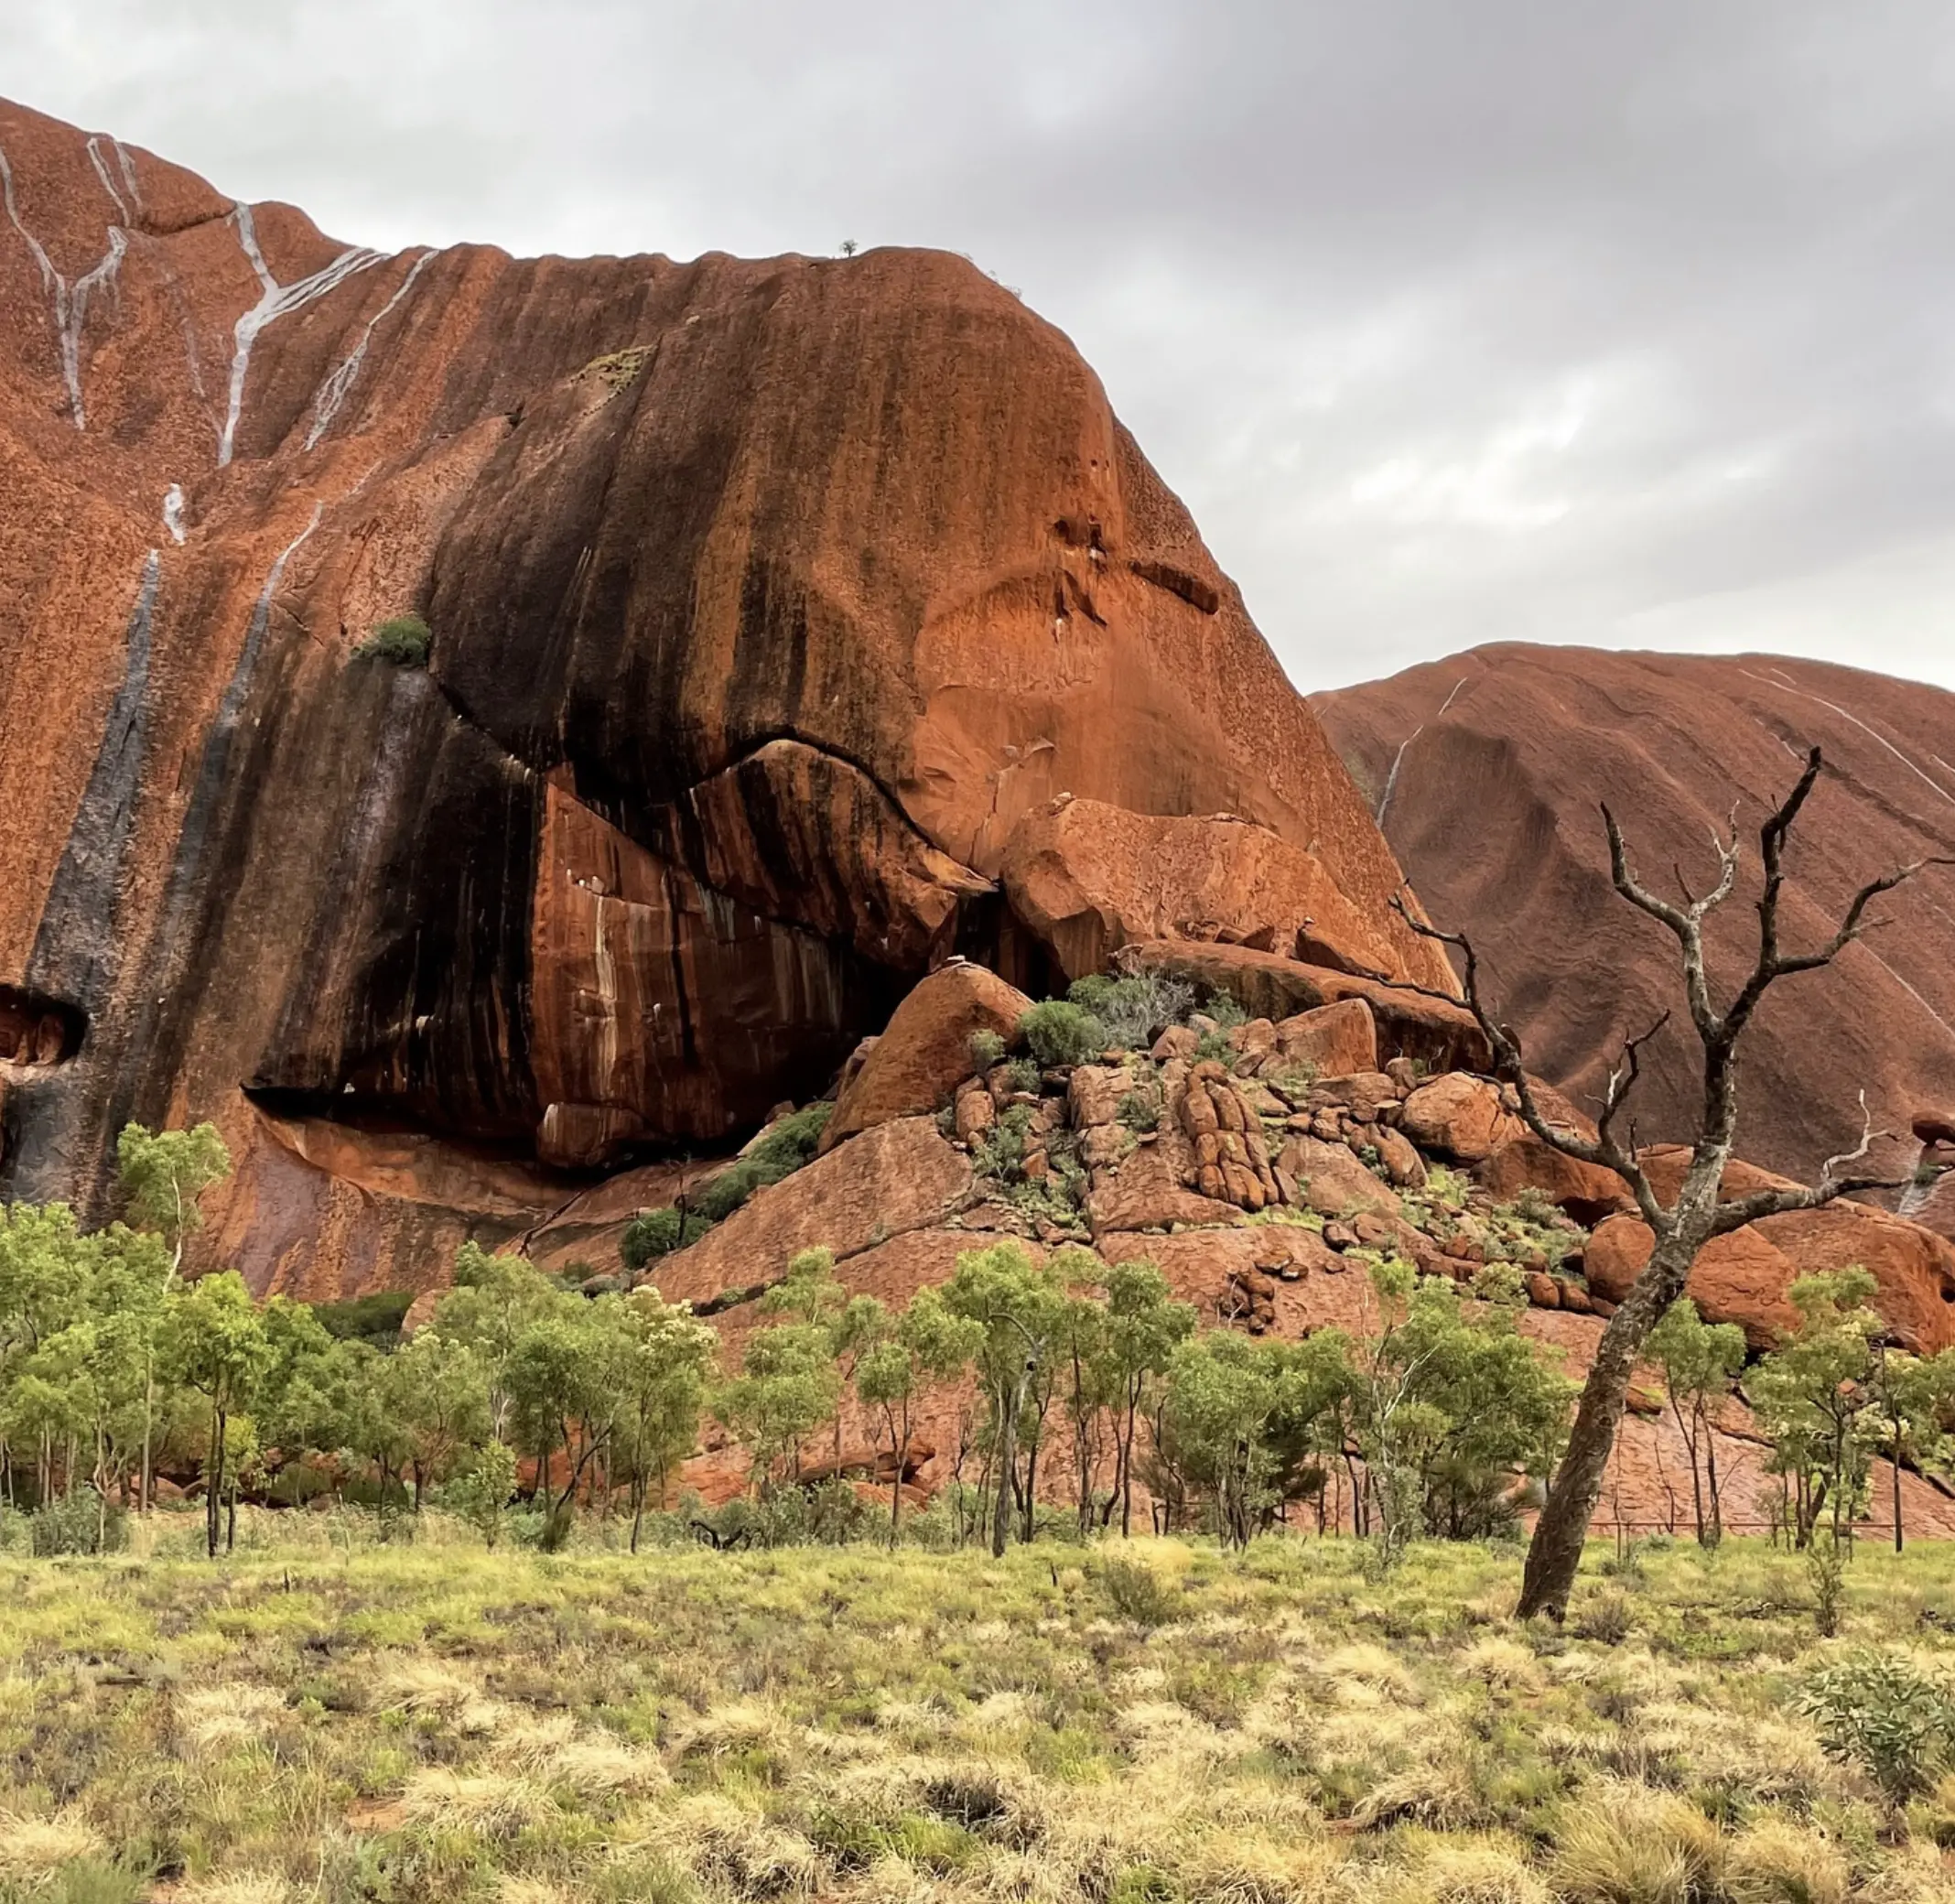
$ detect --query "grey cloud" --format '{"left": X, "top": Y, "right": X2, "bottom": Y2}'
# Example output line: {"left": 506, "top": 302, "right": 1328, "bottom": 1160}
{"left": 8, "top": 0, "right": 1955, "bottom": 690}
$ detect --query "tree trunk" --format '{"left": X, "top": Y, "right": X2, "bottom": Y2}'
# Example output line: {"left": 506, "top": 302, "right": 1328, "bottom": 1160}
{"left": 1517, "top": 1235, "right": 1695, "bottom": 1618}
{"left": 1702, "top": 1406, "right": 1723, "bottom": 1547}
{"left": 206, "top": 1403, "right": 225, "bottom": 1560}
{"left": 991, "top": 1371, "right": 1027, "bottom": 1559}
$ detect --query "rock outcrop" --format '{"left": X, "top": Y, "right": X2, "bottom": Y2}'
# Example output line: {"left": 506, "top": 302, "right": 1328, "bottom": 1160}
{"left": 0, "top": 97, "right": 1442, "bottom": 1288}
{"left": 1316, "top": 644, "right": 1955, "bottom": 1185}
{"left": 641, "top": 998, "right": 1955, "bottom": 1530}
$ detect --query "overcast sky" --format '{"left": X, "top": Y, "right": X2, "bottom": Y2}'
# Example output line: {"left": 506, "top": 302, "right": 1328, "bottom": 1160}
{"left": 10, "top": 1, "right": 1955, "bottom": 695}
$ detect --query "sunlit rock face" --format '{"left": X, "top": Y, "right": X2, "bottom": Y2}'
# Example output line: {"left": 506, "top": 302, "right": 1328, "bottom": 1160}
{"left": 0, "top": 95, "right": 1444, "bottom": 1296}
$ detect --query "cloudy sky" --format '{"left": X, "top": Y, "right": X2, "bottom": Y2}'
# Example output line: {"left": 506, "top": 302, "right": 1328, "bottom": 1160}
{"left": 10, "top": 1, "right": 1955, "bottom": 694}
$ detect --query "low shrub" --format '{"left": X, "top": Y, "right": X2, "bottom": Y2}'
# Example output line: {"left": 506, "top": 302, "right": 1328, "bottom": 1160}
{"left": 622, "top": 1206, "right": 712, "bottom": 1272}
{"left": 353, "top": 612, "right": 432, "bottom": 666}
{"left": 30, "top": 1487, "right": 125, "bottom": 1557}
{"left": 308, "top": 1287, "right": 416, "bottom": 1346}
{"left": 969, "top": 1029, "right": 1007, "bottom": 1070}
{"left": 1067, "top": 972, "right": 1194, "bottom": 1050}
{"left": 1797, "top": 1650, "right": 1955, "bottom": 1801}
{"left": 1020, "top": 1001, "right": 1107, "bottom": 1069}
{"left": 1097, "top": 1552, "right": 1182, "bottom": 1628}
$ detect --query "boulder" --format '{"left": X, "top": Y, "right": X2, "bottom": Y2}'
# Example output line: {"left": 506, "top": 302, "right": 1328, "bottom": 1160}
{"left": 1123, "top": 941, "right": 1487, "bottom": 1074}
{"left": 1279, "top": 1134, "right": 1400, "bottom": 1220}
{"left": 654, "top": 1117, "right": 972, "bottom": 1308}
{"left": 1583, "top": 1214, "right": 1800, "bottom": 1351}
{"left": 824, "top": 965, "right": 1032, "bottom": 1149}
{"left": 1476, "top": 1135, "right": 1633, "bottom": 1221}
{"left": 1271, "top": 998, "right": 1378, "bottom": 1078}
{"left": 1399, "top": 1073, "right": 1524, "bottom": 1163}
{"left": 1373, "top": 1125, "right": 1428, "bottom": 1189}
{"left": 999, "top": 798, "right": 1422, "bottom": 985}
{"left": 1309, "top": 1071, "right": 1401, "bottom": 1123}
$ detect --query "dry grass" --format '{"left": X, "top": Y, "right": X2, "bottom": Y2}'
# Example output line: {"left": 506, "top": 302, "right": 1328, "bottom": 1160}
{"left": 2, "top": 1523, "right": 1955, "bottom": 1902}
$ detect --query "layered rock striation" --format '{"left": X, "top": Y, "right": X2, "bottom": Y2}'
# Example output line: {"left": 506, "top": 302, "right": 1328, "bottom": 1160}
{"left": 0, "top": 98, "right": 1444, "bottom": 1294}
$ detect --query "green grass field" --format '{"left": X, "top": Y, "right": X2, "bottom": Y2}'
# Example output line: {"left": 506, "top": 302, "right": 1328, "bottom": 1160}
{"left": 5, "top": 1520, "right": 1955, "bottom": 1903}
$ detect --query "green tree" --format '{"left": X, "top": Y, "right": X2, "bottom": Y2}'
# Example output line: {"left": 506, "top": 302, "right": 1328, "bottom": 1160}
{"left": 608, "top": 1287, "right": 716, "bottom": 1550}
{"left": 117, "top": 1121, "right": 232, "bottom": 1512}
{"left": 430, "top": 1242, "right": 566, "bottom": 1440}
{"left": 1096, "top": 1258, "right": 1196, "bottom": 1536}
{"left": 390, "top": 1329, "right": 493, "bottom": 1511}
{"left": 939, "top": 1241, "right": 1067, "bottom": 1555}
{"left": 1870, "top": 1345, "right": 1955, "bottom": 1552}
{"left": 161, "top": 1271, "right": 273, "bottom": 1557}
{"left": 1159, "top": 1328, "right": 1351, "bottom": 1547}
{"left": 1345, "top": 1260, "right": 1572, "bottom": 1565}
{"left": 715, "top": 1316, "right": 841, "bottom": 1496}
{"left": 0, "top": 1204, "right": 105, "bottom": 1502}
{"left": 1645, "top": 1297, "right": 1746, "bottom": 1546}
{"left": 1752, "top": 1268, "right": 1883, "bottom": 1549}
{"left": 856, "top": 1286, "right": 981, "bottom": 1540}
{"left": 506, "top": 1301, "right": 629, "bottom": 1527}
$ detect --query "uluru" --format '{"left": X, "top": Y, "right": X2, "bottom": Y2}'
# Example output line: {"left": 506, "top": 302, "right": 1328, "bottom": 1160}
{"left": 0, "top": 95, "right": 1448, "bottom": 1300}
{"left": 1314, "top": 644, "right": 1955, "bottom": 1195}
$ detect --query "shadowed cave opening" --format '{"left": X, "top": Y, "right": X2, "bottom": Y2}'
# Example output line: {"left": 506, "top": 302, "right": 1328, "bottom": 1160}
{"left": 0, "top": 986, "right": 87, "bottom": 1066}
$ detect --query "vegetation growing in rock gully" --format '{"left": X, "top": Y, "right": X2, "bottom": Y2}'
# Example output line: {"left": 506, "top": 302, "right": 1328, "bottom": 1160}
{"left": 12, "top": 1533, "right": 1955, "bottom": 1901}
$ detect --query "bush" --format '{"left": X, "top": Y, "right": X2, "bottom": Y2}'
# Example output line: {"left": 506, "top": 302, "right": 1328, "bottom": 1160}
{"left": 31, "top": 1487, "right": 125, "bottom": 1557}
{"left": 1067, "top": 972, "right": 1194, "bottom": 1050}
{"left": 1097, "top": 1552, "right": 1182, "bottom": 1628}
{"left": 353, "top": 612, "right": 432, "bottom": 666}
{"left": 1020, "top": 1001, "right": 1107, "bottom": 1069}
{"left": 969, "top": 1029, "right": 1007, "bottom": 1071}
{"left": 621, "top": 1206, "right": 711, "bottom": 1272}
{"left": 308, "top": 1288, "right": 415, "bottom": 1345}
{"left": 1797, "top": 1650, "right": 1955, "bottom": 1801}
{"left": 1117, "top": 1088, "right": 1160, "bottom": 1133}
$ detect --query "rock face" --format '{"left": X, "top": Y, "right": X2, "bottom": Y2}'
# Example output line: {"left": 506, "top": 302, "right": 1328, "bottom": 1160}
{"left": 999, "top": 797, "right": 1411, "bottom": 982}
{"left": 1316, "top": 644, "right": 1955, "bottom": 1185}
{"left": 0, "top": 98, "right": 1442, "bottom": 1288}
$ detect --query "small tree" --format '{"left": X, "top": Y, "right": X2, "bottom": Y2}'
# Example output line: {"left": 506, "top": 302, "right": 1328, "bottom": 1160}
{"left": 1751, "top": 1269, "right": 1884, "bottom": 1550}
{"left": 117, "top": 1121, "right": 231, "bottom": 1513}
{"left": 715, "top": 1318, "right": 843, "bottom": 1496}
{"left": 390, "top": 1330, "right": 493, "bottom": 1511}
{"left": 1094, "top": 1259, "right": 1196, "bottom": 1535}
{"left": 610, "top": 1287, "right": 716, "bottom": 1551}
{"left": 430, "top": 1242, "right": 566, "bottom": 1440}
{"left": 161, "top": 1271, "right": 273, "bottom": 1557}
{"left": 940, "top": 1242, "right": 1068, "bottom": 1555}
{"left": 1645, "top": 1298, "right": 1746, "bottom": 1547}
{"left": 856, "top": 1287, "right": 981, "bottom": 1541}
{"left": 1393, "top": 749, "right": 1945, "bottom": 1618}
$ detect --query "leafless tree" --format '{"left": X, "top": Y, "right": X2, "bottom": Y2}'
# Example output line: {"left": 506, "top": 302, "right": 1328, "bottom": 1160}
{"left": 1391, "top": 746, "right": 1946, "bottom": 1620}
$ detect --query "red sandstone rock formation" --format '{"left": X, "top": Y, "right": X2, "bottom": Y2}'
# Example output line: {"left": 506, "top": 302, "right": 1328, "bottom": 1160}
{"left": 1315, "top": 644, "right": 1955, "bottom": 1185}
{"left": 0, "top": 98, "right": 1442, "bottom": 1293}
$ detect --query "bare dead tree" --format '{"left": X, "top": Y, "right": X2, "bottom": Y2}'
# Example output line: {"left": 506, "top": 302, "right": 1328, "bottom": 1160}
{"left": 1390, "top": 745, "right": 1948, "bottom": 1620}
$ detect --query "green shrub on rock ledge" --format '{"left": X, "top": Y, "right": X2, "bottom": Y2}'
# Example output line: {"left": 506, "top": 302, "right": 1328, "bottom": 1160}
{"left": 353, "top": 612, "right": 432, "bottom": 667}
{"left": 1020, "top": 1000, "right": 1107, "bottom": 1069}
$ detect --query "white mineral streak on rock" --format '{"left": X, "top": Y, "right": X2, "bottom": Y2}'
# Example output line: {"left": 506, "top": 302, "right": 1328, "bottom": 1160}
{"left": 162, "top": 483, "right": 187, "bottom": 545}
{"left": 0, "top": 141, "right": 125, "bottom": 429}
{"left": 112, "top": 139, "right": 142, "bottom": 215}
{"left": 219, "top": 203, "right": 381, "bottom": 468}
{"left": 305, "top": 247, "right": 433, "bottom": 449}
{"left": 85, "top": 135, "right": 129, "bottom": 221}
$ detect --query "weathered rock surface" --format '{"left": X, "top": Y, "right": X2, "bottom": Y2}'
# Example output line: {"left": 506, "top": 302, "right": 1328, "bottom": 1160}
{"left": 0, "top": 97, "right": 1441, "bottom": 1287}
{"left": 999, "top": 797, "right": 1427, "bottom": 985}
{"left": 1399, "top": 1073, "right": 1525, "bottom": 1163}
{"left": 1271, "top": 999, "right": 1378, "bottom": 1078}
{"left": 651, "top": 1117, "right": 971, "bottom": 1309}
{"left": 823, "top": 963, "right": 1032, "bottom": 1148}
{"left": 1317, "top": 644, "right": 1955, "bottom": 1184}
{"left": 1123, "top": 941, "right": 1487, "bottom": 1073}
